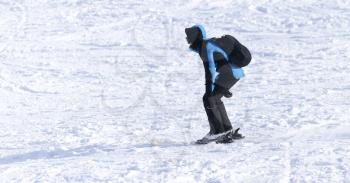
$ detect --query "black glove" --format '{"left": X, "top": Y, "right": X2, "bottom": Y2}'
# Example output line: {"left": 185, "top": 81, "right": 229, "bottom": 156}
{"left": 223, "top": 90, "right": 232, "bottom": 98}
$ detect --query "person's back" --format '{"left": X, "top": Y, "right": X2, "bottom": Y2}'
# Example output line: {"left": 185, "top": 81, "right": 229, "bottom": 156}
{"left": 185, "top": 25, "right": 251, "bottom": 144}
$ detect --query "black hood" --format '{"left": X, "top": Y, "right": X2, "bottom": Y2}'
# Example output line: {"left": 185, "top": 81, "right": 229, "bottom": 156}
{"left": 185, "top": 25, "right": 206, "bottom": 51}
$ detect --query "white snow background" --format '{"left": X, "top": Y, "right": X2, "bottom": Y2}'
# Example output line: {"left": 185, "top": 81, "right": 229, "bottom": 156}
{"left": 0, "top": 0, "right": 350, "bottom": 182}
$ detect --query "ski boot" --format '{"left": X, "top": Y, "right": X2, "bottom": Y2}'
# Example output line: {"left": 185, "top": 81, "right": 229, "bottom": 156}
{"left": 216, "top": 128, "right": 244, "bottom": 144}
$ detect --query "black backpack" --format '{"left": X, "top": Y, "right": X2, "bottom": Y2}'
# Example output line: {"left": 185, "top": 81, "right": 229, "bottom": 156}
{"left": 212, "top": 35, "right": 251, "bottom": 67}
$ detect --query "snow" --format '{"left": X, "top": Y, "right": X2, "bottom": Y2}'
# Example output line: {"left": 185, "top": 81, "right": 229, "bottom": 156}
{"left": 0, "top": 0, "right": 350, "bottom": 182}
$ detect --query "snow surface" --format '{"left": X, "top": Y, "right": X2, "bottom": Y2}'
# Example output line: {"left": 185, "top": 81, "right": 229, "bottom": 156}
{"left": 1, "top": 0, "right": 350, "bottom": 182}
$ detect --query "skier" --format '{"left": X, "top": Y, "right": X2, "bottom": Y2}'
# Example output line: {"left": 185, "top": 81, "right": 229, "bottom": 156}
{"left": 185, "top": 25, "right": 251, "bottom": 144}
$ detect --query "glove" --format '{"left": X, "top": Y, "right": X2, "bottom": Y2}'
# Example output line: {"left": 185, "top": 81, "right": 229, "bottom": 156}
{"left": 223, "top": 90, "right": 232, "bottom": 98}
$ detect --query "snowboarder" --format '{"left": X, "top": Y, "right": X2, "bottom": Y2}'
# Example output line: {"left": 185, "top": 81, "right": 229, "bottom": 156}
{"left": 185, "top": 25, "right": 251, "bottom": 144}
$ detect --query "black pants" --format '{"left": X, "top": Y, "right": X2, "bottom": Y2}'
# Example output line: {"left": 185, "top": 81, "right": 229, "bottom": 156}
{"left": 203, "top": 63, "right": 239, "bottom": 135}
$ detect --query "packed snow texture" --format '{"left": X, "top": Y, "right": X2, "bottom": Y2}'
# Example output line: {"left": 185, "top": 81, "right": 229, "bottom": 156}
{"left": 0, "top": 0, "right": 350, "bottom": 182}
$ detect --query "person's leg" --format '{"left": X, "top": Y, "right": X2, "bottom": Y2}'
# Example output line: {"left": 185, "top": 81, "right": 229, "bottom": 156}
{"left": 203, "top": 85, "right": 229, "bottom": 134}
{"left": 214, "top": 64, "right": 240, "bottom": 132}
{"left": 212, "top": 86, "right": 233, "bottom": 132}
{"left": 217, "top": 99, "right": 233, "bottom": 131}
{"left": 205, "top": 92, "right": 226, "bottom": 134}
{"left": 203, "top": 93, "right": 216, "bottom": 134}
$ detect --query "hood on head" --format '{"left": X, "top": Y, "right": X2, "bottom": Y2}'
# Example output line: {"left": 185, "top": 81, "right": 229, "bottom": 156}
{"left": 185, "top": 25, "right": 206, "bottom": 44}
{"left": 185, "top": 24, "right": 206, "bottom": 51}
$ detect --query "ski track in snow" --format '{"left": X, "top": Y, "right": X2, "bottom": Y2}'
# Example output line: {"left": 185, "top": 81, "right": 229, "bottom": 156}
{"left": 0, "top": 0, "right": 350, "bottom": 182}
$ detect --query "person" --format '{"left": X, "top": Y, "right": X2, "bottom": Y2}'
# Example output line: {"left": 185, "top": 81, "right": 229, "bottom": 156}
{"left": 185, "top": 25, "right": 251, "bottom": 144}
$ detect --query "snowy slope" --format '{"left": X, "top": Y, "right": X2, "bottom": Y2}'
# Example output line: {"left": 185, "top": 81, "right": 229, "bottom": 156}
{"left": 0, "top": 0, "right": 350, "bottom": 182}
